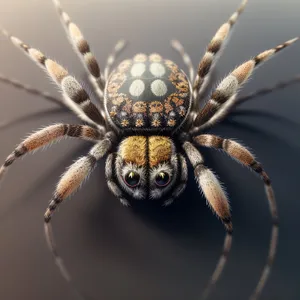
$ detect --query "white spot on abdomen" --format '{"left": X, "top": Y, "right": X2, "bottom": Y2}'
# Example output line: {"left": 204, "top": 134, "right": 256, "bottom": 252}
{"left": 129, "top": 79, "right": 145, "bottom": 97}
{"left": 130, "top": 63, "right": 146, "bottom": 77}
{"left": 150, "top": 63, "right": 166, "bottom": 77}
{"left": 151, "top": 79, "right": 167, "bottom": 97}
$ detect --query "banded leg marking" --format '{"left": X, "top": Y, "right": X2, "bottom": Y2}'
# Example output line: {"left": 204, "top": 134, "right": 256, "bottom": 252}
{"left": 44, "top": 138, "right": 112, "bottom": 299}
{"left": 182, "top": 141, "right": 233, "bottom": 299}
{"left": 191, "top": 37, "right": 299, "bottom": 134}
{"left": 52, "top": 0, "right": 105, "bottom": 103}
{"left": 171, "top": 39, "right": 195, "bottom": 82}
{"left": 194, "top": 134, "right": 279, "bottom": 300}
{"left": 0, "top": 124, "right": 101, "bottom": 182}
{"left": 0, "top": 27, "right": 106, "bottom": 131}
{"left": 104, "top": 39, "right": 127, "bottom": 81}
{"left": 193, "top": 0, "right": 248, "bottom": 100}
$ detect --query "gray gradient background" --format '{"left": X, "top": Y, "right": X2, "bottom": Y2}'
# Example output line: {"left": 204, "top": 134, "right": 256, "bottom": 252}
{"left": 0, "top": 0, "right": 300, "bottom": 299}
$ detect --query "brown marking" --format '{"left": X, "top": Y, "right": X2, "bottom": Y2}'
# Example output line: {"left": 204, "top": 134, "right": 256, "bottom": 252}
{"left": 223, "top": 139, "right": 254, "bottom": 165}
{"left": 76, "top": 38, "right": 90, "bottom": 54}
{"left": 45, "top": 60, "right": 68, "bottom": 83}
{"left": 28, "top": 49, "right": 46, "bottom": 64}
{"left": 84, "top": 53, "right": 100, "bottom": 78}
{"left": 23, "top": 124, "right": 65, "bottom": 150}
{"left": 133, "top": 101, "right": 147, "bottom": 113}
{"left": 149, "top": 101, "right": 163, "bottom": 114}
{"left": 119, "top": 136, "right": 147, "bottom": 166}
{"left": 232, "top": 60, "right": 255, "bottom": 84}
{"left": 82, "top": 126, "right": 101, "bottom": 140}
{"left": 112, "top": 95, "right": 126, "bottom": 106}
{"left": 255, "top": 49, "right": 275, "bottom": 63}
{"left": 197, "top": 52, "right": 213, "bottom": 77}
{"left": 207, "top": 38, "right": 222, "bottom": 54}
{"left": 123, "top": 99, "right": 132, "bottom": 114}
{"left": 149, "top": 136, "right": 173, "bottom": 168}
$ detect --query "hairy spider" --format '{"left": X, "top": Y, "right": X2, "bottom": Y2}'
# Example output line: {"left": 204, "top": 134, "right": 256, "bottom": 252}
{"left": 0, "top": 0, "right": 299, "bottom": 299}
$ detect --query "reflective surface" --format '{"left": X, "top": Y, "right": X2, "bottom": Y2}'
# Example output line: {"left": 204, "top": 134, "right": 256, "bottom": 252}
{"left": 0, "top": 0, "right": 300, "bottom": 299}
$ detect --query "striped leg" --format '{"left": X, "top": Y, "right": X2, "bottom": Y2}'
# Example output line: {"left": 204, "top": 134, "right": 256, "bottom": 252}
{"left": 235, "top": 74, "right": 300, "bottom": 106}
{"left": 51, "top": 0, "right": 105, "bottom": 105}
{"left": 0, "top": 124, "right": 101, "bottom": 182}
{"left": 171, "top": 40, "right": 195, "bottom": 82}
{"left": 194, "top": 134, "right": 278, "bottom": 300}
{"left": 0, "top": 28, "right": 106, "bottom": 132}
{"left": 163, "top": 154, "right": 188, "bottom": 206}
{"left": 44, "top": 138, "right": 112, "bottom": 299}
{"left": 193, "top": 0, "right": 248, "bottom": 101}
{"left": 191, "top": 37, "right": 299, "bottom": 134}
{"left": 182, "top": 141, "right": 233, "bottom": 299}
{"left": 0, "top": 73, "right": 64, "bottom": 108}
{"left": 104, "top": 39, "right": 127, "bottom": 81}
{"left": 105, "top": 153, "right": 130, "bottom": 206}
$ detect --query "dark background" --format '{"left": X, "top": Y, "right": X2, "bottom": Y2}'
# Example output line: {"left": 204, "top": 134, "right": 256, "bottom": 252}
{"left": 0, "top": 0, "right": 299, "bottom": 299}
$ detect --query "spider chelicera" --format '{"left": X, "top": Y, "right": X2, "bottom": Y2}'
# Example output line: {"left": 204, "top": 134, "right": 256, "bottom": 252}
{"left": 0, "top": 0, "right": 299, "bottom": 299}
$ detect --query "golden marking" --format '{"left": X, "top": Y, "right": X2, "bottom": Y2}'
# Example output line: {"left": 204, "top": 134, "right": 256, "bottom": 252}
{"left": 133, "top": 54, "right": 147, "bottom": 62}
{"left": 167, "top": 119, "right": 176, "bottom": 127}
{"left": 149, "top": 53, "right": 162, "bottom": 62}
{"left": 119, "top": 136, "right": 147, "bottom": 166}
{"left": 151, "top": 119, "right": 161, "bottom": 127}
{"left": 135, "top": 119, "right": 144, "bottom": 127}
{"left": 110, "top": 110, "right": 117, "bottom": 117}
{"left": 149, "top": 136, "right": 173, "bottom": 167}
{"left": 121, "top": 119, "right": 129, "bottom": 127}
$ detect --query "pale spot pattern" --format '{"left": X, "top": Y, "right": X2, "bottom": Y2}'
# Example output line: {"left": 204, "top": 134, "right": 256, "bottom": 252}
{"left": 129, "top": 79, "right": 145, "bottom": 97}
{"left": 151, "top": 79, "right": 167, "bottom": 97}
{"left": 150, "top": 63, "right": 166, "bottom": 77}
{"left": 130, "top": 63, "right": 146, "bottom": 77}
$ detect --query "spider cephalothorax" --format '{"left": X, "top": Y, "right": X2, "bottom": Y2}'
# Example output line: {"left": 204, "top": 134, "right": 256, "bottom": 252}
{"left": 106, "top": 136, "right": 187, "bottom": 205}
{"left": 0, "top": 0, "right": 298, "bottom": 299}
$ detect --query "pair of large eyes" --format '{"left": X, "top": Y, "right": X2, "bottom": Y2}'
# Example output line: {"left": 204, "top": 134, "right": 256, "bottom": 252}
{"left": 124, "top": 171, "right": 170, "bottom": 188}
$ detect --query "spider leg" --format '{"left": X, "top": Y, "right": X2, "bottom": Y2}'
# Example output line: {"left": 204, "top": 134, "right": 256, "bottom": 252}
{"left": 190, "top": 37, "right": 299, "bottom": 134}
{"left": 0, "top": 73, "right": 65, "bottom": 108}
{"left": 44, "top": 138, "right": 112, "bottom": 299}
{"left": 235, "top": 74, "right": 300, "bottom": 106}
{"left": 193, "top": 0, "right": 248, "bottom": 101}
{"left": 163, "top": 154, "right": 188, "bottom": 206}
{"left": 104, "top": 39, "right": 127, "bottom": 81}
{"left": 171, "top": 40, "right": 195, "bottom": 82}
{"left": 194, "top": 134, "right": 278, "bottom": 300}
{"left": 182, "top": 141, "right": 232, "bottom": 299}
{"left": 51, "top": 0, "right": 105, "bottom": 104}
{"left": 105, "top": 153, "right": 130, "bottom": 206}
{"left": 0, "top": 27, "right": 107, "bottom": 132}
{"left": 0, "top": 124, "right": 102, "bottom": 182}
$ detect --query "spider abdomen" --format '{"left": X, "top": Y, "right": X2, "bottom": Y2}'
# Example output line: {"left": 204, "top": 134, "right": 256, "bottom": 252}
{"left": 104, "top": 53, "right": 191, "bottom": 132}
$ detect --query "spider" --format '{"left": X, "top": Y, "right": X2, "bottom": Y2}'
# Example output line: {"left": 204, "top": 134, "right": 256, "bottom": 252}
{"left": 0, "top": 0, "right": 299, "bottom": 299}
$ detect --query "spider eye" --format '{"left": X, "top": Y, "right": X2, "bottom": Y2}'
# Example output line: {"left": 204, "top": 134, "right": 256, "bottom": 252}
{"left": 155, "top": 171, "right": 171, "bottom": 187}
{"left": 124, "top": 171, "right": 141, "bottom": 187}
